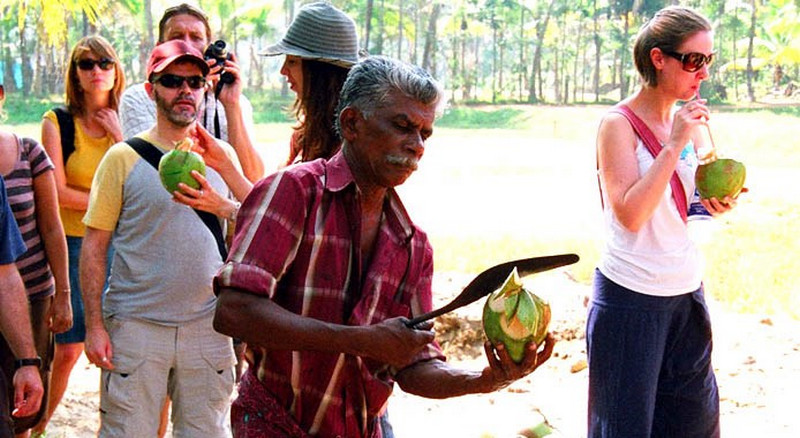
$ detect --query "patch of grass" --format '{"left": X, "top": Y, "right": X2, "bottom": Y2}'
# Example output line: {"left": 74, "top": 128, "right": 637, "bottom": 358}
{"left": 698, "top": 202, "right": 800, "bottom": 320}
{"left": 437, "top": 106, "right": 528, "bottom": 129}
{"left": 723, "top": 104, "right": 800, "bottom": 118}
{"left": 430, "top": 235, "right": 600, "bottom": 286}
{"left": 2, "top": 95, "right": 61, "bottom": 124}
{"left": 247, "top": 93, "right": 295, "bottom": 124}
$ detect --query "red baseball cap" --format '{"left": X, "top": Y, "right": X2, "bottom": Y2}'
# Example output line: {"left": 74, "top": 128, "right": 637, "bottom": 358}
{"left": 146, "top": 40, "right": 209, "bottom": 80}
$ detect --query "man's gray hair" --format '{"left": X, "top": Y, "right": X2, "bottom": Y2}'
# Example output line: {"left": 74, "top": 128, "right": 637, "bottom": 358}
{"left": 335, "top": 56, "right": 445, "bottom": 135}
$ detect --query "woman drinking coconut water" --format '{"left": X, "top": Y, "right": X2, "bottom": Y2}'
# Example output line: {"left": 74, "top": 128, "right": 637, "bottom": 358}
{"left": 589, "top": 6, "right": 741, "bottom": 437}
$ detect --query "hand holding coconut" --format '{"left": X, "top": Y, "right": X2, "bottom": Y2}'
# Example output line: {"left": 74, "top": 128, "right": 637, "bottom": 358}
{"left": 691, "top": 94, "right": 747, "bottom": 215}
{"left": 480, "top": 268, "right": 555, "bottom": 391}
{"left": 167, "top": 126, "right": 250, "bottom": 219}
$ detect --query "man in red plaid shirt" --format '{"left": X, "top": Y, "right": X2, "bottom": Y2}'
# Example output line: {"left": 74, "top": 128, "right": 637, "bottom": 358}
{"left": 213, "top": 56, "right": 555, "bottom": 438}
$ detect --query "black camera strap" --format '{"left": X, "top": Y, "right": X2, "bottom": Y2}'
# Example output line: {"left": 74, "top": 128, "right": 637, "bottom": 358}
{"left": 126, "top": 137, "right": 228, "bottom": 261}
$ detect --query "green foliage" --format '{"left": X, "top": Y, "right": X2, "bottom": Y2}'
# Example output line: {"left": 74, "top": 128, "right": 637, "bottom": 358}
{"left": 437, "top": 106, "right": 528, "bottom": 129}
{"left": 248, "top": 92, "right": 295, "bottom": 124}
{"left": 2, "top": 95, "right": 60, "bottom": 124}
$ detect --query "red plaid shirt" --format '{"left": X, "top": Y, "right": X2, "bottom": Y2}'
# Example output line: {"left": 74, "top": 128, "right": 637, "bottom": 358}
{"left": 215, "top": 151, "right": 444, "bottom": 438}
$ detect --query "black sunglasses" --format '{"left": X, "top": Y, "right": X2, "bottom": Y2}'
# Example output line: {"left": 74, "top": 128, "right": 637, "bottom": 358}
{"left": 151, "top": 74, "right": 207, "bottom": 90}
{"left": 77, "top": 58, "right": 115, "bottom": 71}
{"left": 662, "top": 50, "right": 714, "bottom": 73}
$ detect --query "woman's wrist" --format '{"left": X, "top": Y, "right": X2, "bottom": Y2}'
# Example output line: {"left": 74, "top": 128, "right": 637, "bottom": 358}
{"left": 226, "top": 200, "right": 241, "bottom": 221}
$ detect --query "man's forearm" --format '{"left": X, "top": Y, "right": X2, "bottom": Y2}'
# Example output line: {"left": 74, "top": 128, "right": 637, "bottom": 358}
{"left": 80, "top": 230, "right": 111, "bottom": 330}
{"left": 214, "top": 287, "right": 364, "bottom": 354}
{"left": 395, "top": 359, "right": 489, "bottom": 399}
{"left": 223, "top": 102, "right": 264, "bottom": 182}
{"left": 0, "top": 265, "right": 38, "bottom": 359}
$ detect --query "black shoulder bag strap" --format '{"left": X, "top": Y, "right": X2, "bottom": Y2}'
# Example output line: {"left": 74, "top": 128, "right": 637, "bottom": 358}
{"left": 125, "top": 137, "right": 228, "bottom": 260}
{"left": 53, "top": 107, "right": 75, "bottom": 165}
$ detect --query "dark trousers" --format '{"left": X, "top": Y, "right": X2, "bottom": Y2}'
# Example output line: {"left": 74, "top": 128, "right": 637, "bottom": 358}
{"left": 587, "top": 269, "right": 720, "bottom": 438}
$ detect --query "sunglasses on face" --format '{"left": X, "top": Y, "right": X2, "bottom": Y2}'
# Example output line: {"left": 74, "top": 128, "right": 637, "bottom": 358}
{"left": 662, "top": 50, "right": 714, "bottom": 73}
{"left": 151, "top": 74, "right": 207, "bottom": 90}
{"left": 77, "top": 58, "right": 115, "bottom": 71}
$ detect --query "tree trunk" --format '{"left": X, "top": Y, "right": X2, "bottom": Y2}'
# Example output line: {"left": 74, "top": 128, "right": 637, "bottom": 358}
{"left": 619, "top": 11, "right": 630, "bottom": 100}
{"left": 375, "top": 0, "right": 385, "bottom": 55}
{"left": 473, "top": 36, "right": 480, "bottom": 101}
{"left": 3, "top": 47, "right": 15, "bottom": 94}
{"left": 461, "top": 30, "right": 469, "bottom": 101}
{"left": 421, "top": 3, "right": 440, "bottom": 73}
{"left": 365, "top": 0, "right": 374, "bottom": 52}
{"left": 397, "top": 0, "right": 404, "bottom": 59}
{"left": 491, "top": 10, "right": 497, "bottom": 103}
{"left": 593, "top": 0, "right": 601, "bottom": 102}
{"left": 554, "top": 44, "right": 560, "bottom": 103}
{"left": 139, "top": 0, "right": 154, "bottom": 84}
{"left": 19, "top": 25, "right": 32, "bottom": 96}
{"left": 528, "top": 0, "right": 556, "bottom": 103}
{"left": 518, "top": 7, "right": 524, "bottom": 101}
{"left": 572, "top": 21, "right": 583, "bottom": 103}
{"left": 733, "top": 5, "right": 739, "bottom": 101}
{"left": 32, "top": 35, "right": 44, "bottom": 96}
{"left": 746, "top": 0, "right": 757, "bottom": 102}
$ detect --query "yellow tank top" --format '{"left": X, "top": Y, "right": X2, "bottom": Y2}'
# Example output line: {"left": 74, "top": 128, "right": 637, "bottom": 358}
{"left": 43, "top": 110, "right": 116, "bottom": 237}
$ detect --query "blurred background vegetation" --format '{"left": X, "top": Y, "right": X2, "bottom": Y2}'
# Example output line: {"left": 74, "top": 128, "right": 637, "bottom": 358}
{"left": 1, "top": 1, "right": 797, "bottom": 320}
{"left": 1, "top": 0, "right": 799, "bottom": 124}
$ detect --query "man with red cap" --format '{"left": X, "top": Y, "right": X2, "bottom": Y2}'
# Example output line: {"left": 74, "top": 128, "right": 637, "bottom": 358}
{"left": 80, "top": 40, "right": 242, "bottom": 437}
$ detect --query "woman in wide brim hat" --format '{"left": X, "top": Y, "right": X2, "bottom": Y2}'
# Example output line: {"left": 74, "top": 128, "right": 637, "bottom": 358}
{"left": 261, "top": 2, "right": 365, "bottom": 166}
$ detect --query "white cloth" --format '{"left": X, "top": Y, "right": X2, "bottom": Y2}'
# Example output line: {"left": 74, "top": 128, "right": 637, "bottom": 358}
{"left": 118, "top": 82, "right": 255, "bottom": 141}
{"left": 599, "top": 139, "right": 704, "bottom": 296}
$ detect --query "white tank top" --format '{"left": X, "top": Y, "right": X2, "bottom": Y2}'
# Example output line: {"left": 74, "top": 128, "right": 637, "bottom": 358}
{"left": 599, "top": 139, "right": 704, "bottom": 296}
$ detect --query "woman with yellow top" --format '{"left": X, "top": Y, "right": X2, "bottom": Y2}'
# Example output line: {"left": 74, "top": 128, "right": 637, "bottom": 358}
{"left": 34, "top": 35, "right": 124, "bottom": 436}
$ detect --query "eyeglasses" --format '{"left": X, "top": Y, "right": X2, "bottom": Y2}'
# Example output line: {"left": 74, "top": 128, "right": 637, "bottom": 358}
{"left": 77, "top": 58, "right": 115, "bottom": 71}
{"left": 662, "top": 50, "right": 714, "bottom": 73}
{"left": 151, "top": 74, "right": 207, "bottom": 90}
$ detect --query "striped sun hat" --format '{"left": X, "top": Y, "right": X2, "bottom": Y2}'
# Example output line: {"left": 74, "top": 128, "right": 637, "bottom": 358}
{"left": 260, "top": 2, "right": 362, "bottom": 68}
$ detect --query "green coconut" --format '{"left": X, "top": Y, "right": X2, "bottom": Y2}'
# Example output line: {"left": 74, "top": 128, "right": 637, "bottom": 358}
{"left": 158, "top": 139, "right": 206, "bottom": 194}
{"left": 482, "top": 267, "right": 551, "bottom": 363}
{"left": 695, "top": 158, "right": 746, "bottom": 201}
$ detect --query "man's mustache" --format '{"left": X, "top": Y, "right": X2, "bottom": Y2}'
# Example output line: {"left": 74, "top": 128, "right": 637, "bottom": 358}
{"left": 386, "top": 155, "right": 419, "bottom": 170}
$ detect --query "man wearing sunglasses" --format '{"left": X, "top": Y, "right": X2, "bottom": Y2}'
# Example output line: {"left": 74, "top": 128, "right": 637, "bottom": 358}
{"left": 79, "top": 40, "right": 239, "bottom": 437}
{"left": 119, "top": 3, "right": 264, "bottom": 184}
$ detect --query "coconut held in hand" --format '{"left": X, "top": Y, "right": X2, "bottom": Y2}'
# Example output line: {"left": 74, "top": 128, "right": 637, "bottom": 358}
{"left": 482, "top": 267, "right": 551, "bottom": 363}
{"left": 158, "top": 138, "right": 206, "bottom": 194}
{"left": 695, "top": 158, "right": 746, "bottom": 201}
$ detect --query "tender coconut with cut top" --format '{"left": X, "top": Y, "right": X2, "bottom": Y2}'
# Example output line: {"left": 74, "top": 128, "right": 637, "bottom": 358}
{"left": 158, "top": 138, "right": 206, "bottom": 194}
{"left": 482, "top": 267, "right": 550, "bottom": 363}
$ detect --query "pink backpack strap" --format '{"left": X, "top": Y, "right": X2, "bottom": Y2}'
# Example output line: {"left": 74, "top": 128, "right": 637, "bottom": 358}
{"left": 606, "top": 105, "right": 688, "bottom": 223}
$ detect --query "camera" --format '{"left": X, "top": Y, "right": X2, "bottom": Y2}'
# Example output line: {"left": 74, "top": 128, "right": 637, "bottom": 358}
{"left": 204, "top": 40, "right": 235, "bottom": 85}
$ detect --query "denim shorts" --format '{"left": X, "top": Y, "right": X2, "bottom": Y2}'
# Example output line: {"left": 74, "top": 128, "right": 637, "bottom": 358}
{"left": 55, "top": 236, "right": 112, "bottom": 344}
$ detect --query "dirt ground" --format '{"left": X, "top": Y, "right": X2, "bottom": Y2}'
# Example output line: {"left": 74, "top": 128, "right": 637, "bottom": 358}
{"left": 41, "top": 270, "right": 800, "bottom": 438}
{"left": 33, "top": 111, "right": 800, "bottom": 437}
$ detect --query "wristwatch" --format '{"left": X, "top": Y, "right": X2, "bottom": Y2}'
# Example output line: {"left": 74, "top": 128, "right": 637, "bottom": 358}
{"left": 14, "top": 357, "right": 42, "bottom": 370}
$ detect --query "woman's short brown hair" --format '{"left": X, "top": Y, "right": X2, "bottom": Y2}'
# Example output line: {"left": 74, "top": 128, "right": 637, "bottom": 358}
{"left": 65, "top": 35, "right": 125, "bottom": 115}
{"left": 633, "top": 5, "right": 712, "bottom": 87}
